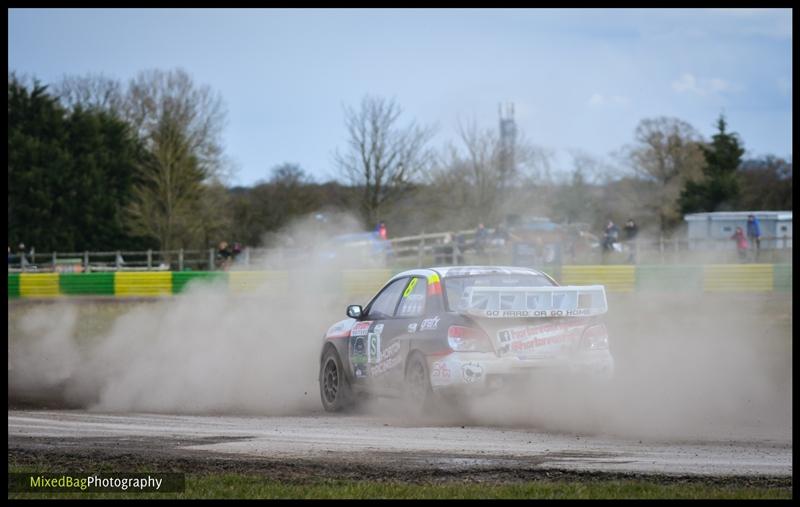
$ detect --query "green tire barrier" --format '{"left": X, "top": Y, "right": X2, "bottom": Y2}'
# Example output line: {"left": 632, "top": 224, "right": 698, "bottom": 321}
{"left": 773, "top": 264, "right": 792, "bottom": 292}
{"left": 172, "top": 271, "right": 229, "bottom": 294}
{"left": 8, "top": 273, "right": 20, "bottom": 298}
{"left": 59, "top": 272, "right": 115, "bottom": 295}
{"left": 6, "top": 265, "right": 794, "bottom": 299}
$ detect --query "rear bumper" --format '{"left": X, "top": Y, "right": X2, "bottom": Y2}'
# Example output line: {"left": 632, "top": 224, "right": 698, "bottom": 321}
{"left": 427, "top": 350, "right": 614, "bottom": 392}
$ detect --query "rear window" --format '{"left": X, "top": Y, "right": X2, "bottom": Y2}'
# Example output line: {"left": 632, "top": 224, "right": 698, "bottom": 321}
{"left": 442, "top": 274, "right": 556, "bottom": 312}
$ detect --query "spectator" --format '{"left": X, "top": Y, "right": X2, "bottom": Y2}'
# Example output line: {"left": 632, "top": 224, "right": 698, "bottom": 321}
{"left": 377, "top": 221, "right": 388, "bottom": 240}
{"left": 746, "top": 214, "right": 761, "bottom": 258}
{"left": 17, "top": 243, "right": 28, "bottom": 268}
{"left": 624, "top": 219, "right": 639, "bottom": 263}
{"left": 217, "top": 241, "right": 233, "bottom": 270}
{"left": 232, "top": 242, "right": 243, "bottom": 263}
{"left": 475, "top": 223, "right": 488, "bottom": 255}
{"left": 435, "top": 233, "right": 455, "bottom": 265}
{"left": 624, "top": 219, "right": 638, "bottom": 241}
{"left": 731, "top": 226, "right": 749, "bottom": 262}
{"left": 601, "top": 221, "right": 619, "bottom": 252}
{"left": 492, "top": 224, "right": 509, "bottom": 247}
{"left": 7, "top": 246, "right": 11, "bottom": 266}
{"left": 455, "top": 233, "right": 466, "bottom": 264}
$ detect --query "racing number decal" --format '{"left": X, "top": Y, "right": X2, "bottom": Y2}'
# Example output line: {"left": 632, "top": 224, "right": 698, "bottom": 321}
{"left": 403, "top": 278, "right": 418, "bottom": 298}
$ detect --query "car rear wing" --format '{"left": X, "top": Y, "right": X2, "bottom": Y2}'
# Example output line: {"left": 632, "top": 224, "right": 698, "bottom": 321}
{"left": 457, "top": 285, "right": 608, "bottom": 318}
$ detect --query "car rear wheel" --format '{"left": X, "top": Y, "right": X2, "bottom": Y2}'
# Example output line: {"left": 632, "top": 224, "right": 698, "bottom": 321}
{"left": 404, "top": 352, "right": 434, "bottom": 415}
{"left": 320, "top": 348, "right": 352, "bottom": 412}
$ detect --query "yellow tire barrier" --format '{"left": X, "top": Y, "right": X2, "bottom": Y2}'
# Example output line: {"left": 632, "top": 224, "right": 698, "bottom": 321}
{"left": 114, "top": 272, "right": 172, "bottom": 297}
{"left": 703, "top": 264, "right": 774, "bottom": 292}
{"left": 19, "top": 273, "right": 60, "bottom": 297}
{"left": 561, "top": 265, "right": 636, "bottom": 292}
{"left": 7, "top": 265, "right": 788, "bottom": 299}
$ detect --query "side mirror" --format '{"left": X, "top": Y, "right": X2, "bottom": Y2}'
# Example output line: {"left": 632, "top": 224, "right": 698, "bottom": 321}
{"left": 346, "top": 305, "right": 363, "bottom": 319}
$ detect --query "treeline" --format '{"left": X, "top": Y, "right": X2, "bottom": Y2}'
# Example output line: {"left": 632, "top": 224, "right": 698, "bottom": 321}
{"left": 8, "top": 70, "right": 793, "bottom": 253}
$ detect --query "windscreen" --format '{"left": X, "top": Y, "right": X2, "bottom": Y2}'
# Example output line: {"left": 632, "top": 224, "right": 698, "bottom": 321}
{"left": 443, "top": 274, "right": 555, "bottom": 312}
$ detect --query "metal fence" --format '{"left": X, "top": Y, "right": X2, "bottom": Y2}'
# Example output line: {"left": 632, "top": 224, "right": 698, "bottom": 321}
{"left": 7, "top": 232, "right": 793, "bottom": 273}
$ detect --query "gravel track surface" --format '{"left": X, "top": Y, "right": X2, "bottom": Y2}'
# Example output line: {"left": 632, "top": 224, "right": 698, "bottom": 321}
{"left": 8, "top": 409, "right": 792, "bottom": 481}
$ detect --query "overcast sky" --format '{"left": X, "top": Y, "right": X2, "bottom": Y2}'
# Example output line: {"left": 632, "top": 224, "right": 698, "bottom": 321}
{"left": 8, "top": 8, "right": 793, "bottom": 186}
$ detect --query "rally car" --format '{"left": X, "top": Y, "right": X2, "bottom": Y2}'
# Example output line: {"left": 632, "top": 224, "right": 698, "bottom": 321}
{"left": 318, "top": 266, "right": 613, "bottom": 412}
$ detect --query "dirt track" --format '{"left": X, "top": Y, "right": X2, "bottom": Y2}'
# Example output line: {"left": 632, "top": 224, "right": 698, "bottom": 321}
{"left": 8, "top": 408, "right": 792, "bottom": 482}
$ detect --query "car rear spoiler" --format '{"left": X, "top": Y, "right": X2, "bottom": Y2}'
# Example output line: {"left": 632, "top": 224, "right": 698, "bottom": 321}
{"left": 458, "top": 285, "right": 608, "bottom": 318}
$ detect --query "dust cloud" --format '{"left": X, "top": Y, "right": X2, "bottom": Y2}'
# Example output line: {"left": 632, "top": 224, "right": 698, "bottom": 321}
{"left": 454, "top": 292, "right": 792, "bottom": 441}
{"left": 8, "top": 212, "right": 365, "bottom": 415}
{"left": 7, "top": 214, "right": 793, "bottom": 441}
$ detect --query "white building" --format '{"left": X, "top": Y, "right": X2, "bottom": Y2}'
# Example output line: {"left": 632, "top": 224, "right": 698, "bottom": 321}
{"left": 684, "top": 211, "right": 792, "bottom": 250}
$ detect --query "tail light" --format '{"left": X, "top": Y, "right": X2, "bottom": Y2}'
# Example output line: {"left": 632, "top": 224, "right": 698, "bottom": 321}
{"left": 581, "top": 323, "right": 609, "bottom": 350}
{"left": 447, "top": 325, "right": 493, "bottom": 352}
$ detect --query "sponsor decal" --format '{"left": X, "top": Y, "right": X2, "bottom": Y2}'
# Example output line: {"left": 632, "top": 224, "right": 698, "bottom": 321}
{"left": 420, "top": 316, "right": 440, "bottom": 331}
{"left": 461, "top": 362, "right": 484, "bottom": 384}
{"left": 350, "top": 336, "right": 368, "bottom": 377}
{"left": 482, "top": 309, "right": 592, "bottom": 318}
{"left": 398, "top": 299, "right": 424, "bottom": 317}
{"left": 407, "top": 322, "right": 418, "bottom": 334}
{"left": 368, "top": 333, "right": 381, "bottom": 363}
{"left": 495, "top": 323, "right": 584, "bottom": 355}
{"left": 431, "top": 361, "right": 451, "bottom": 379}
{"left": 367, "top": 342, "right": 402, "bottom": 377}
{"left": 368, "top": 354, "right": 402, "bottom": 377}
{"left": 380, "top": 341, "right": 401, "bottom": 362}
{"left": 326, "top": 320, "right": 352, "bottom": 339}
{"left": 351, "top": 321, "right": 372, "bottom": 336}
{"left": 373, "top": 323, "right": 384, "bottom": 335}
{"left": 354, "top": 336, "right": 366, "bottom": 355}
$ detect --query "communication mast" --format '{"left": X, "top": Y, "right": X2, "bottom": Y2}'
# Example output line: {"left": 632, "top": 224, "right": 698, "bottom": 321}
{"left": 498, "top": 102, "right": 517, "bottom": 191}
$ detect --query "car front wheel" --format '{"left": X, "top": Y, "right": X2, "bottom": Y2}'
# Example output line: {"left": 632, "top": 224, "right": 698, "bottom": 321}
{"left": 319, "top": 348, "right": 353, "bottom": 412}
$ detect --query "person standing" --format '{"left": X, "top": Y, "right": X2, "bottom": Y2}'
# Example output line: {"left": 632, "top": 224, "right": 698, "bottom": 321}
{"left": 731, "top": 226, "right": 749, "bottom": 262}
{"left": 217, "top": 241, "right": 232, "bottom": 270}
{"left": 624, "top": 219, "right": 639, "bottom": 263}
{"left": 17, "top": 243, "right": 28, "bottom": 269}
{"left": 602, "top": 221, "right": 619, "bottom": 252}
{"left": 475, "top": 223, "right": 488, "bottom": 255}
{"left": 746, "top": 215, "right": 761, "bottom": 259}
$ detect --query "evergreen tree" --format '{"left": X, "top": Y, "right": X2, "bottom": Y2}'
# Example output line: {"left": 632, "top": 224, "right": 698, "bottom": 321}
{"left": 679, "top": 115, "right": 744, "bottom": 214}
{"left": 8, "top": 75, "right": 150, "bottom": 252}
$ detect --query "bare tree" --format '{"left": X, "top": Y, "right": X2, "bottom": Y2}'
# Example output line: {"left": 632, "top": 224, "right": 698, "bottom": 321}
{"left": 124, "top": 69, "right": 225, "bottom": 175}
{"left": 335, "top": 95, "right": 435, "bottom": 226}
{"left": 54, "top": 73, "right": 124, "bottom": 113}
{"left": 429, "top": 117, "right": 553, "bottom": 228}
{"left": 623, "top": 117, "right": 706, "bottom": 233}
{"left": 123, "top": 69, "right": 228, "bottom": 251}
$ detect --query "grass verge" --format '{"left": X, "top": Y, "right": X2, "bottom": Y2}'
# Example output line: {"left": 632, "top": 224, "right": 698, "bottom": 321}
{"left": 8, "top": 468, "right": 791, "bottom": 500}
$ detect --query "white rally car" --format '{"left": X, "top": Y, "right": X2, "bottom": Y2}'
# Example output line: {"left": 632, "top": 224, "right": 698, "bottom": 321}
{"left": 319, "top": 266, "right": 613, "bottom": 412}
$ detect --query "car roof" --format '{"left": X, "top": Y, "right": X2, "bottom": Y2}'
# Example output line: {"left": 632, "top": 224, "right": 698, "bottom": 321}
{"left": 388, "top": 265, "right": 552, "bottom": 282}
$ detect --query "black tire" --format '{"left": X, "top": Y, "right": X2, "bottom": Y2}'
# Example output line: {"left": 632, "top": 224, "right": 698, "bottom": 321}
{"left": 319, "top": 347, "right": 353, "bottom": 412}
{"left": 404, "top": 352, "right": 434, "bottom": 415}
